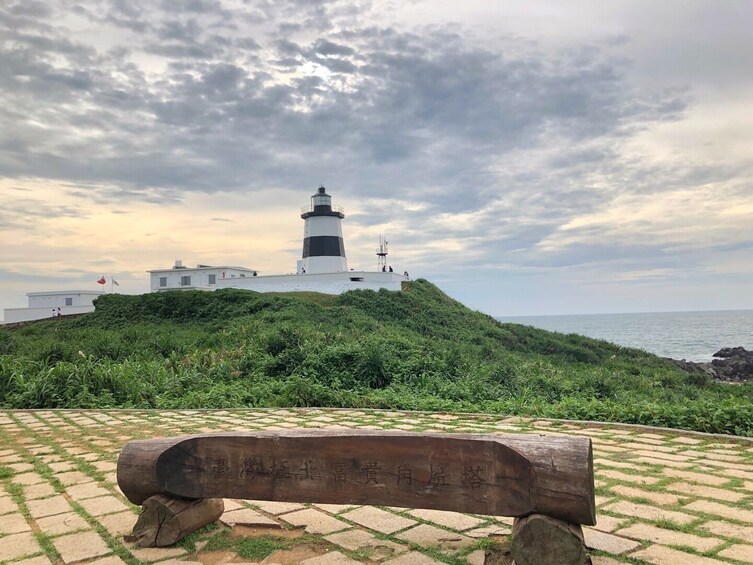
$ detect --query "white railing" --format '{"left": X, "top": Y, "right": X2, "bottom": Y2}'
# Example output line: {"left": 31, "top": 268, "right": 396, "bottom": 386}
{"left": 301, "top": 204, "right": 345, "bottom": 214}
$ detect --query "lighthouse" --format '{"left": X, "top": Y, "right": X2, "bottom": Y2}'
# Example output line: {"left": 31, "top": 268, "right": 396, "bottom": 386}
{"left": 299, "top": 186, "right": 348, "bottom": 274}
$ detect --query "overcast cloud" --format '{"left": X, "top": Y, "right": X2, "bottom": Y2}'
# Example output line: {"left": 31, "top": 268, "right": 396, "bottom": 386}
{"left": 1, "top": 0, "right": 752, "bottom": 316}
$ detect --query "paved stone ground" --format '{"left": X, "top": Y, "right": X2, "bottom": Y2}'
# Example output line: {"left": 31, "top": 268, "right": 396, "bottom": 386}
{"left": 2, "top": 409, "right": 753, "bottom": 564}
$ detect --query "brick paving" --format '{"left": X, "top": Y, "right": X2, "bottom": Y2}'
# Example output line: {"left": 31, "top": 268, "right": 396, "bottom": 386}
{"left": 2, "top": 410, "right": 753, "bottom": 563}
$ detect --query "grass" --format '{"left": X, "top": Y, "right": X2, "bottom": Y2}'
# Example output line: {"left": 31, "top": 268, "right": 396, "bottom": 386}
{"left": 236, "top": 535, "right": 289, "bottom": 559}
{"left": 2, "top": 279, "right": 753, "bottom": 435}
{"left": 202, "top": 529, "right": 298, "bottom": 560}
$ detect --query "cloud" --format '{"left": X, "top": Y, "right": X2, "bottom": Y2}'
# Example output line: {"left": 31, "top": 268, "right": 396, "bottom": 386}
{"left": 0, "top": 0, "right": 752, "bottom": 315}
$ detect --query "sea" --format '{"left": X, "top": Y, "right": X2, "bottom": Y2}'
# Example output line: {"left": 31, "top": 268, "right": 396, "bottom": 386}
{"left": 497, "top": 310, "right": 753, "bottom": 362}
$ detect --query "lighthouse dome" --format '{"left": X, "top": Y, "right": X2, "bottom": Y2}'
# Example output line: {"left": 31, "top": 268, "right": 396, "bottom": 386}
{"left": 301, "top": 185, "right": 345, "bottom": 219}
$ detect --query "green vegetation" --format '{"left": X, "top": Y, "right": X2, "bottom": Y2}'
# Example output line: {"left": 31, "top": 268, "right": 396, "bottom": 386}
{"left": 201, "top": 530, "right": 297, "bottom": 560}
{"left": 2, "top": 280, "right": 753, "bottom": 435}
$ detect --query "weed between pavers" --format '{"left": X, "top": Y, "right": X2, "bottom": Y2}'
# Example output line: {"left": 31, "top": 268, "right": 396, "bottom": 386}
{"left": 1, "top": 468, "right": 60, "bottom": 562}
{"left": 7, "top": 414, "right": 140, "bottom": 563}
{"left": 175, "top": 521, "right": 221, "bottom": 551}
{"left": 200, "top": 528, "right": 326, "bottom": 561}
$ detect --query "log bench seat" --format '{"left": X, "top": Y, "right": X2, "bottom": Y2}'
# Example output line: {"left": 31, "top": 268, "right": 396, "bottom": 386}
{"left": 117, "top": 429, "right": 596, "bottom": 564}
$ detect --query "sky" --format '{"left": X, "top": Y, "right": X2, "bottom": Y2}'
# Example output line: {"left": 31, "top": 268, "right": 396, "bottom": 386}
{"left": 1, "top": 0, "right": 752, "bottom": 318}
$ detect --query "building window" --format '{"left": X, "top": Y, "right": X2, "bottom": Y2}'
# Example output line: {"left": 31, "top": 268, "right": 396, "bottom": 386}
{"left": 65, "top": 298, "right": 73, "bottom": 306}
{"left": 159, "top": 277, "right": 167, "bottom": 287}
{"left": 208, "top": 274, "right": 216, "bottom": 285}
{"left": 181, "top": 275, "right": 191, "bottom": 286}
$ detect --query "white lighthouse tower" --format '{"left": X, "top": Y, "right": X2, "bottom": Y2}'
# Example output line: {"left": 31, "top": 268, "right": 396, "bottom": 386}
{"left": 298, "top": 186, "right": 348, "bottom": 274}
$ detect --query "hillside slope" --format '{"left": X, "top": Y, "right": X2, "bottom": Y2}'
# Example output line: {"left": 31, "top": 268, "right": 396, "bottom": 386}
{"left": 2, "top": 280, "right": 752, "bottom": 435}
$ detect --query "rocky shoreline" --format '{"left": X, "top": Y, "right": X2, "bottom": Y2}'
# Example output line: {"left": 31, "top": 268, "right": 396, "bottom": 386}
{"left": 667, "top": 347, "right": 753, "bottom": 382}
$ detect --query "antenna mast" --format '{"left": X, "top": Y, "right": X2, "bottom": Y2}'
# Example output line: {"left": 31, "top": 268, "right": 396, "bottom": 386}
{"left": 376, "top": 235, "right": 388, "bottom": 271}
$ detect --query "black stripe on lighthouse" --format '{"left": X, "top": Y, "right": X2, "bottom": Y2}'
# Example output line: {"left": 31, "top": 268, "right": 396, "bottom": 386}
{"left": 302, "top": 236, "right": 346, "bottom": 258}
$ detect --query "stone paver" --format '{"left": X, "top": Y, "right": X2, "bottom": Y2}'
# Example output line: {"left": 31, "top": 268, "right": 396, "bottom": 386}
{"left": 15, "top": 557, "right": 53, "bottom": 565}
{"left": 592, "top": 514, "right": 626, "bottom": 533}
{"left": 615, "top": 523, "right": 723, "bottom": 552}
{"left": 98, "top": 510, "right": 137, "bottom": 537}
{"left": 221, "top": 508, "right": 280, "bottom": 527}
{"left": 602, "top": 500, "right": 695, "bottom": 525}
{"left": 407, "top": 508, "right": 485, "bottom": 530}
{"left": 325, "top": 528, "right": 408, "bottom": 559}
{"left": 632, "top": 544, "right": 726, "bottom": 564}
{"left": 48, "top": 461, "right": 75, "bottom": 473}
{"left": 128, "top": 545, "right": 188, "bottom": 562}
{"left": 0, "top": 531, "right": 41, "bottom": 561}
{"left": 55, "top": 471, "right": 93, "bottom": 486}
{"left": 221, "top": 498, "right": 244, "bottom": 511}
{"left": 600, "top": 469, "right": 660, "bottom": 485}
{"left": 719, "top": 544, "right": 753, "bottom": 563}
{"left": 1, "top": 512, "right": 32, "bottom": 533}
{"left": 315, "top": 503, "right": 355, "bottom": 513}
{"left": 77, "top": 495, "right": 131, "bottom": 516}
{"left": 52, "top": 531, "right": 112, "bottom": 562}
{"left": 11, "top": 472, "right": 46, "bottom": 485}
{"left": 668, "top": 481, "right": 746, "bottom": 502}
{"left": 24, "top": 482, "right": 56, "bottom": 499}
{"left": 280, "top": 508, "right": 350, "bottom": 534}
{"left": 36, "top": 511, "right": 90, "bottom": 535}
{"left": 609, "top": 484, "right": 680, "bottom": 506}
{"left": 700, "top": 519, "right": 753, "bottom": 540}
{"left": 66, "top": 482, "right": 112, "bottom": 500}
{"left": 383, "top": 551, "right": 443, "bottom": 564}
{"left": 396, "top": 523, "right": 474, "bottom": 550}
{"left": 0, "top": 495, "right": 17, "bottom": 514}
{"left": 300, "top": 550, "right": 362, "bottom": 564}
{"left": 663, "top": 468, "right": 728, "bottom": 486}
{"left": 248, "top": 499, "right": 306, "bottom": 514}
{"left": 27, "top": 494, "right": 72, "bottom": 518}
{"left": 466, "top": 523, "right": 511, "bottom": 537}
{"left": 344, "top": 506, "right": 417, "bottom": 534}
{"left": 583, "top": 529, "right": 640, "bottom": 554}
{"left": 684, "top": 500, "right": 753, "bottom": 523}
{"left": 5, "top": 409, "right": 753, "bottom": 563}
{"left": 672, "top": 436, "right": 704, "bottom": 445}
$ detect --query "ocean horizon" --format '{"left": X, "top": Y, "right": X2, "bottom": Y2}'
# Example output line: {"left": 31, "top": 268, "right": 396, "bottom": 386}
{"left": 497, "top": 309, "right": 753, "bottom": 362}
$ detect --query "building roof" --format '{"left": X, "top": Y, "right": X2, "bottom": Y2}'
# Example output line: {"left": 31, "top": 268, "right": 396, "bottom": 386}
{"left": 26, "top": 290, "right": 105, "bottom": 297}
{"left": 146, "top": 266, "right": 256, "bottom": 274}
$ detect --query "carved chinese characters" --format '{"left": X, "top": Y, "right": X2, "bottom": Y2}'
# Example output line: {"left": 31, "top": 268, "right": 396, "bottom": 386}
{"left": 119, "top": 430, "right": 596, "bottom": 524}
{"left": 203, "top": 455, "right": 487, "bottom": 490}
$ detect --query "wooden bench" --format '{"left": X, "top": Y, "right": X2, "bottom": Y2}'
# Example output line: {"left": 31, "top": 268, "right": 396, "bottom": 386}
{"left": 117, "top": 429, "right": 596, "bottom": 564}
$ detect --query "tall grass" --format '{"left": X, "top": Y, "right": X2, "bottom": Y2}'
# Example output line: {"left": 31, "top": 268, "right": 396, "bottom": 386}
{"left": 2, "top": 280, "right": 752, "bottom": 435}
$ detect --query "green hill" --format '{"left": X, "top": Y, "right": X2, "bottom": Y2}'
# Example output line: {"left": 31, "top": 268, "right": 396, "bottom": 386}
{"left": 2, "top": 280, "right": 752, "bottom": 435}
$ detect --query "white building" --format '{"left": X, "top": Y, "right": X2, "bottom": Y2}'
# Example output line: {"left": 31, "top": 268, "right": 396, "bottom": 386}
{"left": 2, "top": 187, "right": 408, "bottom": 323}
{"left": 147, "top": 260, "right": 258, "bottom": 292}
{"left": 151, "top": 186, "right": 408, "bottom": 295}
{"left": 222, "top": 186, "right": 407, "bottom": 294}
{"left": 2, "top": 290, "right": 103, "bottom": 323}
{"left": 216, "top": 270, "right": 406, "bottom": 294}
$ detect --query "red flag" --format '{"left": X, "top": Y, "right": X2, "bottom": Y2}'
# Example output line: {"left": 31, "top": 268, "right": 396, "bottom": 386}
{"left": 97, "top": 276, "right": 106, "bottom": 285}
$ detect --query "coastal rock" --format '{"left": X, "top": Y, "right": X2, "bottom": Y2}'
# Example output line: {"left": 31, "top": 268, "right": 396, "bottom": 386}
{"left": 711, "top": 347, "right": 753, "bottom": 381}
{"left": 669, "top": 347, "right": 753, "bottom": 383}
{"left": 667, "top": 358, "right": 717, "bottom": 378}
